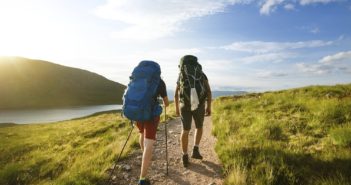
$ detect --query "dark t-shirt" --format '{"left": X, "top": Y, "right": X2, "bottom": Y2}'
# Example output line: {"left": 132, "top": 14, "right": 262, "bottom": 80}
{"left": 154, "top": 79, "right": 167, "bottom": 102}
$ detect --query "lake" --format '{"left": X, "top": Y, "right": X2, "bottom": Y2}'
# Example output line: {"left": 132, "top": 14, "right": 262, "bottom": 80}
{"left": 0, "top": 104, "right": 122, "bottom": 124}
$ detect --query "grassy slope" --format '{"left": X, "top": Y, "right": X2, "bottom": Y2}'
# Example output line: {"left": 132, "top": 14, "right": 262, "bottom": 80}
{"left": 212, "top": 84, "right": 351, "bottom": 185}
{"left": 0, "top": 112, "right": 139, "bottom": 185}
{"left": 0, "top": 103, "right": 175, "bottom": 185}
{"left": 0, "top": 57, "right": 126, "bottom": 109}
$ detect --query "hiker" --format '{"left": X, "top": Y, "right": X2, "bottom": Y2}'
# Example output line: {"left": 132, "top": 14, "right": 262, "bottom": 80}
{"left": 122, "top": 61, "right": 169, "bottom": 185}
{"left": 174, "top": 55, "right": 212, "bottom": 167}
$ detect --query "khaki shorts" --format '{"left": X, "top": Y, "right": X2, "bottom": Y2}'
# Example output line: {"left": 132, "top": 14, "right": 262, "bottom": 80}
{"left": 180, "top": 103, "right": 205, "bottom": 130}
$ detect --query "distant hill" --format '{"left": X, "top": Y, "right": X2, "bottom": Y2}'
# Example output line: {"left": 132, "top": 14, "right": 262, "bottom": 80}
{"left": 166, "top": 90, "right": 247, "bottom": 100}
{"left": 212, "top": 90, "right": 247, "bottom": 98}
{"left": 0, "top": 57, "right": 126, "bottom": 109}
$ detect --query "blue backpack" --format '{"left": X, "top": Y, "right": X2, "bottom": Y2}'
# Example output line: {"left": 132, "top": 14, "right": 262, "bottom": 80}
{"left": 122, "top": 61, "right": 162, "bottom": 121}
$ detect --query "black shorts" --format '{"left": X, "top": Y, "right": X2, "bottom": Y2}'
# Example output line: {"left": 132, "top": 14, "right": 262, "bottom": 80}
{"left": 180, "top": 103, "right": 205, "bottom": 130}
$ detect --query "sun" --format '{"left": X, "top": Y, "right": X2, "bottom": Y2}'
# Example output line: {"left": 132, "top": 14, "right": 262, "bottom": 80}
{"left": 0, "top": 1, "right": 69, "bottom": 59}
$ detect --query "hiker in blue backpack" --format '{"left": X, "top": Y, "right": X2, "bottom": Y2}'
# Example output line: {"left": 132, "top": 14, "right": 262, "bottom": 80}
{"left": 122, "top": 61, "right": 169, "bottom": 185}
{"left": 174, "top": 55, "right": 212, "bottom": 167}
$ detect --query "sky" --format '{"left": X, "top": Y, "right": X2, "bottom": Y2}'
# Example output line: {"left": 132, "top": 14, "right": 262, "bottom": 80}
{"left": 0, "top": 0, "right": 350, "bottom": 91}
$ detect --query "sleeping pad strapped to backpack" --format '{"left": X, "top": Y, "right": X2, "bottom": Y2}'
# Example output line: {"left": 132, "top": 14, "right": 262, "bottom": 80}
{"left": 122, "top": 60, "right": 162, "bottom": 121}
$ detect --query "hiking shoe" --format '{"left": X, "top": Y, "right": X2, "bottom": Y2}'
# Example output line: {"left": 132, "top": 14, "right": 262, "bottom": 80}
{"left": 182, "top": 154, "right": 189, "bottom": 167}
{"left": 191, "top": 146, "right": 203, "bottom": 160}
{"left": 138, "top": 179, "right": 151, "bottom": 185}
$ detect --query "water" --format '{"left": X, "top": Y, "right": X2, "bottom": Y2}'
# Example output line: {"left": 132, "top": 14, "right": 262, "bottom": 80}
{"left": 0, "top": 104, "right": 122, "bottom": 124}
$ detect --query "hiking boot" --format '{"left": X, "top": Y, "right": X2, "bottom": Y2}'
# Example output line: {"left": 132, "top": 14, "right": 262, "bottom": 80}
{"left": 191, "top": 146, "right": 203, "bottom": 160}
{"left": 138, "top": 178, "right": 151, "bottom": 185}
{"left": 182, "top": 154, "right": 189, "bottom": 167}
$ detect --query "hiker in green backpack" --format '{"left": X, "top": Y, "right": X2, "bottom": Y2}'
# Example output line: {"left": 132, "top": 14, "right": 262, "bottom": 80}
{"left": 174, "top": 55, "right": 212, "bottom": 167}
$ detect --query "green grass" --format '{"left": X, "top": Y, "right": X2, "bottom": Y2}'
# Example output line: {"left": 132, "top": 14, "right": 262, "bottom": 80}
{"left": 0, "top": 103, "right": 177, "bottom": 185}
{"left": 0, "top": 112, "right": 139, "bottom": 185}
{"left": 212, "top": 84, "right": 351, "bottom": 185}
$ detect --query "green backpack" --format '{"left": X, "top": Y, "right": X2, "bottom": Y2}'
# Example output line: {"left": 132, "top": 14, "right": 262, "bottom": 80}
{"left": 178, "top": 55, "right": 207, "bottom": 106}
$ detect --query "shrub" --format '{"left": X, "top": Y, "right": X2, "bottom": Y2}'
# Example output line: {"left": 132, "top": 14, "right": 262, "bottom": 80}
{"left": 225, "top": 164, "right": 247, "bottom": 185}
{"left": 320, "top": 102, "right": 347, "bottom": 125}
{"left": 330, "top": 126, "right": 351, "bottom": 147}
{"left": 0, "top": 164, "right": 25, "bottom": 185}
{"left": 263, "top": 123, "right": 283, "bottom": 140}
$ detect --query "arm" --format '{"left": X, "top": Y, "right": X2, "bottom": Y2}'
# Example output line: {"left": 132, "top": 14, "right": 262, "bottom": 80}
{"left": 174, "top": 84, "right": 180, "bottom": 116}
{"left": 205, "top": 80, "right": 212, "bottom": 116}
{"left": 163, "top": 96, "right": 169, "bottom": 107}
{"left": 160, "top": 79, "right": 169, "bottom": 107}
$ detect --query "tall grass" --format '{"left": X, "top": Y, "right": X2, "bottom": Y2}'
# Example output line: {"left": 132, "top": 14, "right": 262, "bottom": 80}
{"left": 212, "top": 84, "right": 351, "bottom": 185}
{"left": 0, "top": 112, "right": 138, "bottom": 185}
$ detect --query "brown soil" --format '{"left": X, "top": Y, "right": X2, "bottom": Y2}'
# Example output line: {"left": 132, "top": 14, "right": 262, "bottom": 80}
{"left": 109, "top": 116, "right": 223, "bottom": 185}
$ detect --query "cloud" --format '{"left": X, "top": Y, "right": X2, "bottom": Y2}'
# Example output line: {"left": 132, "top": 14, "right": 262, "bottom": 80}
{"left": 260, "top": 0, "right": 285, "bottom": 15}
{"left": 94, "top": 0, "right": 252, "bottom": 40}
{"left": 297, "top": 50, "right": 351, "bottom": 75}
{"left": 299, "top": 0, "right": 339, "bottom": 5}
{"left": 296, "top": 63, "right": 333, "bottom": 74}
{"left": 138, "top": 48, "right": 202, "bottom": 62}
{"left": 284, "top": 3, "right": 295, "bottom": 10}
{"left": 239, "top": 52, "right": 294, "bottom": 63}
{"left": 310, "top": 27, "right": 320, "bottom": 34}
{"left": 256, "top": 70, "right": 288, "bottom": 78}
{"left": 221, "top": 40, "right": 333, "bottom": 53}
{"left": 94, "top": 0, "right": 347, "bottom": 39}
{"left": 259, "top": 0, "right": 341, "bottom": 15}
{"left": 201, "top": 59, "right": 236, "bottom": 72}
{"left": 319, "top": 50, "right": 351, "bottom": 64}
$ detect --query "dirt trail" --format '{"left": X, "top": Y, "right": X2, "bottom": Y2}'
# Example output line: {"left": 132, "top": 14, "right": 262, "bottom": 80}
{"left": 110, "top": 117, "right": 223, "bottom": 185}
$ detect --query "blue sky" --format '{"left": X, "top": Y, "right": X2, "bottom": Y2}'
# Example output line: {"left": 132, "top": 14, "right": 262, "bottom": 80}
{"left": 0, "top": 0, "right": 350, "bottom": 91}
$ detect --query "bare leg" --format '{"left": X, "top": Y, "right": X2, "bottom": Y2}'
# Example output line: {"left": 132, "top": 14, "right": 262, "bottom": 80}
{"left": 181, "top": 130, "right": 189, "bottom": 154}
{"left": 194, "top": 128, "right": 203, "bottom": 146}
{"left": 140, "top": 138, "right": 155, "bottom": 178}
{"left": 139, "top": 133, "right": 144, "bottom": 151}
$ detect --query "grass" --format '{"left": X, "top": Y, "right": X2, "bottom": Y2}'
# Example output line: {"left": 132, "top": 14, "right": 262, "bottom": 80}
{"left": 0, "top": 112, "right": 139, "bottom": 185}
{"left": 0, "top": 103, "right": 177, "bottom": 185}
{"left": 212, "top": 84, "right": 351, "bottom": 185}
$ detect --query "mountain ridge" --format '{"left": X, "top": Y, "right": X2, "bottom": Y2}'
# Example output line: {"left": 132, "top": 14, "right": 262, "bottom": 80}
{"left": 0, "top": 57, "right": 126, "bottom": 109}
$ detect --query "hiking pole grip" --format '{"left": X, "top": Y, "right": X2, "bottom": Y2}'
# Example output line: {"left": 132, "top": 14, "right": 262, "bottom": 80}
{"left": 164, "top": 106, "right": 169, "bottom": 176}
{"left": 108, "top": 121, "right": 134, "bottom": 183}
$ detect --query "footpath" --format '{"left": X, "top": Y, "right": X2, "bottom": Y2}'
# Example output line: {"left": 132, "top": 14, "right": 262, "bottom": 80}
{"left": 110, "top": 117, "right": 223, "bottom": 185}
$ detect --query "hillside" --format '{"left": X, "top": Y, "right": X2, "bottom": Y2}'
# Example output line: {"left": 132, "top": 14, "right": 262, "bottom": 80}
{"left": 212, "top": 84, "right": 351, "bottom": 185}
{"left": 2, "top": 83, "right": 351, "bottom": 185}
{"left": 0, "top": 112, "right": 138, "bottom": 185}
{"left": 0, "top": 57, "right": 126, "bottom": 109}
{"left": 0, "top": 106, "right": 175, "bottom": 185}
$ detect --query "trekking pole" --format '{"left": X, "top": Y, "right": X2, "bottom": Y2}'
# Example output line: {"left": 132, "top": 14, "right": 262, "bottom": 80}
{"left": 108, "top": 120, "right": 134, "bottom": 183}
{"left": 164, "top": 105, "right": 169, "bottom": 176}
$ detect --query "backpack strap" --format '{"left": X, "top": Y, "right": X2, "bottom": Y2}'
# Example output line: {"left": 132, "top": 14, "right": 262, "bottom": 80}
{"left": 184, "top": 65, "right": 203, "bottom": 88}
{"left": 183, "top": 65, "right": 193, "bottom": 88}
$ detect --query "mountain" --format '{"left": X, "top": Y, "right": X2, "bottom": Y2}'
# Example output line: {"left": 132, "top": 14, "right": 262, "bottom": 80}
{"left": 211, "top": 90, "right": 247, "bottom": 98}
{"left": 0, "top": 57, "right": 126, "bottom": 109}
{"left": 167, "top": 90, "right": 247, "bottom": 100}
